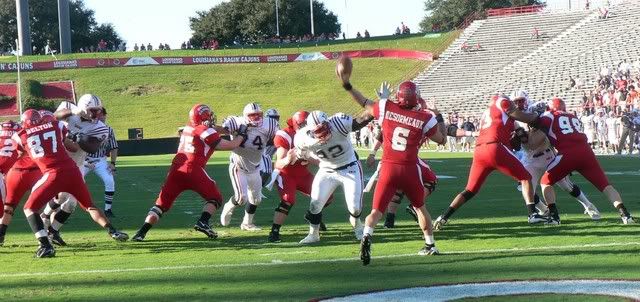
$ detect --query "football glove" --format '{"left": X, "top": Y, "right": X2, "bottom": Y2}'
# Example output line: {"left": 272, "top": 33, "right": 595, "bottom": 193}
{"left": 236, "top": 124, "right": 249, "bottom": 138}
{"left": 375, "top": 81, "right": 392, "bottom": 99}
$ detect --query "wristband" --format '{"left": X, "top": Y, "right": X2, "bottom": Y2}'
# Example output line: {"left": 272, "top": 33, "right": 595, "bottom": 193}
{"left": 342, "top": 82, "right": 353, "bottom": 91}
{"left": 435, "top": 114, "right": 444, "bottom": 123}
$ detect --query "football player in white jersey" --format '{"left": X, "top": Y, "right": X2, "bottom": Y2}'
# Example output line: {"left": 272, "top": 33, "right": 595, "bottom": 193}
{"left": 294, "top": 110, "right": 372, "bottom": 244}
{"left": 41, "top": 94, "right": 111, "bottom": 245}
{"left": 219, "top": 103, "right": 278, "bottom": 231}
{"left": 593, "top": 109, "right": 607, "bottom": 153}
{"left": 259, "top": 108, "right": 280, "bottom": 185}
{"left": 510, "top": 94, "right": 600, "bottom": 221}
{"left": 580, "top": 112, "right": 596, "bottom": 149}
{"left": 606, "top": 112, "right": 620, "bottom": 154}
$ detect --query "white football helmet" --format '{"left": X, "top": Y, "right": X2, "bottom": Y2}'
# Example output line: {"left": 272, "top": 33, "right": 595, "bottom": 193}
{"left": 243, "top": 103, "right": 263, "bottom": 127}
{"left": 306, "top": 110, "right": 332, "bottom": 142}
{"left": 509, "top": 89, "right": 530, "bottom": 111}
{"left": 76, "top": 94, "right": 103, "bottom": 122}
{"left": 265, "top": 108, "right": 280, "bottom": 121}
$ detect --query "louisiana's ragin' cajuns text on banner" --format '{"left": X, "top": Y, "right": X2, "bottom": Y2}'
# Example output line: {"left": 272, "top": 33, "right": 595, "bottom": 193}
{"left": 0, "top": 49, "right": 433, "bottom": 73}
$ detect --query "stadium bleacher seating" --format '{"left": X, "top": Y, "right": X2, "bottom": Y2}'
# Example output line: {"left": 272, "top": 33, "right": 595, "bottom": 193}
{"left": 415, "top": 0, "right": 640, "bottom": 116}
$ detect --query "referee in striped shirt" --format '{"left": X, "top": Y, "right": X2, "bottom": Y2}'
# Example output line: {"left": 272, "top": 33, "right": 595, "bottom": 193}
{"left": 84, "top": 108, "right": 119, "bottom": 217}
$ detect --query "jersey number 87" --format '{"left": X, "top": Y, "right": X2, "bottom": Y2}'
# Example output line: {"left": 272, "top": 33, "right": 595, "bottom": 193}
{"left": 27, "top": 131, "right": 58, "bottom": 158}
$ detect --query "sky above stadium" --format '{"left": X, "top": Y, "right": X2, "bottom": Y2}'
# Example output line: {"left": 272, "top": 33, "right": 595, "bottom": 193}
{"left": 83, "top": 0, "right": 596, "bottom": 50}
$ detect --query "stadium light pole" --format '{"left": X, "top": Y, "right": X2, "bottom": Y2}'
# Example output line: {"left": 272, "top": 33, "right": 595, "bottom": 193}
{"left": 275, "top": 0, "right": 280, "bottom": 37}
{"left": 310, "top": 0, "right": 315, "bottom": 36}
{"left": 15, "top": 39, "right": 23, "bottom": 116}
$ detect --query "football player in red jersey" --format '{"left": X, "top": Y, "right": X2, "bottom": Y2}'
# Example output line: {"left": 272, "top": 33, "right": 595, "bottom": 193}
{"left": 339, "top": 66, "right": 447, "bottom": 265}
{"left": 12, "top": 110, "right": 128, "bottom": 258}
{"left": 432, "top": 94, "right": 544, "bottom": 231}
{"left": 131, "top": 104, "right": 248, "bottom": 241}
{"left": 0, "top": 113, "right": 54, "bottom": 245}
{"left": 538, "top": 98, "right": 634, "bottom": 224}
{"left": 0, "top": 120, "right": 23, "bottom": 245}
{"left": 266, "top": 111, "right": 324, "bottom": 242}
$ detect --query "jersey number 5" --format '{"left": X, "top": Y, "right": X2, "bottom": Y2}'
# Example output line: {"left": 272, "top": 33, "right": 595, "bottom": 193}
{"left": 558, "top": 116, "right": 583, "bottom": 134}
{"left": 26, "top": 131, "right": 58, "bottom": 158}
{"left": 391, "top": 127, "right": 410, "bottom": 151}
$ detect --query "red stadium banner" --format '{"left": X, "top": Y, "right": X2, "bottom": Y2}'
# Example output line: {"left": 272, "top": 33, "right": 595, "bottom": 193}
{"left": 0, "top": 49, "right": 433, "bottom": 73}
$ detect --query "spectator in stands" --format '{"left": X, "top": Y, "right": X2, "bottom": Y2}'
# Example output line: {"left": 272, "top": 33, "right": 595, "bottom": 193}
{"left": 186, "top": 41, "right": 192, "bottom": 49}
{"left": 395, "top": 27, "right": 401, "bottom": 35}
{"left": 568, "top": 76, "right": 576, "bottom": 90}
{"left": 44, "top": 40, "right": 56, "bottom": 56}
{"left": 164, "top": 43, "right": 170, "bottom": 50}
{"left": 356, "top": 32, "right": 362, "bottom": 39}
{"left": 181, "top": 42, "right": 186, "bottom": 49}
{"left": 90, "top": 45, "right": 96, "bottom": 52}
{"left": 531, "top": 27, "right": 540, "bottom": 40}
{"left": 98, "top": 39, "right": 107, "bottom": 52}
{"left": 147, "top": 43, "right": 153, "bottom": 51}
{"left": 134, "top": 43, "right": 139, "bottom": 51}
{"left": 364, "top": 30, "right": 370, "bottom": 39}
{"left": 598, "top": 6, "right": 609, "bottom": 19}
{"left": 140, "top": 44, "right": 146, "bottom": 51}
{"left": 342, "top": 32, "right": 346, "bottom": 40}
{"left": 158, "top": 43, "right": 165, "bottom": 51}
{"left": 585, "top": 0, "right": 590, "bottom": 10}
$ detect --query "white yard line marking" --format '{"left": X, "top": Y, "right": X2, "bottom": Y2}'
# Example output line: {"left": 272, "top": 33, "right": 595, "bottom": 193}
{"left": 1, "top": 241, "right": 639, "bottom": 279}
{"left": 323, "top": 280, "right": 640, "bottom": 302}
{"left": 258, "top": 251, "right": 319, "bottom": 256}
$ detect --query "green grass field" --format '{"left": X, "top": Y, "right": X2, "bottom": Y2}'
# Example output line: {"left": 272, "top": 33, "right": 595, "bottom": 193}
{"left": 0, "top": 32, "right": 458, "bottom": 63}
{"left": 0, "top": 151, "right": 639, "bottom": 301}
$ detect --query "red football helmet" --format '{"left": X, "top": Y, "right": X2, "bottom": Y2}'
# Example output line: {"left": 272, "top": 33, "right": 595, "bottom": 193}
{"left": 549, "top": 97, "right": 566, "bottom": 112}
{"left": 38, "top": 110, "right": 56, "bottom": 123}
{"left": 290, "top": 110, "right": 309, "bottom": 131}
{"left": 396, "top": 81, "right": 419, "bottom": 109}
{"left": 189, "top": 104, "right": 213, "bottom": 126}
{"left": 1, "top": 120, "right": 20, "bottom": 133}
{"left": 21, "top": 109, "right": 42, "bottom": 128}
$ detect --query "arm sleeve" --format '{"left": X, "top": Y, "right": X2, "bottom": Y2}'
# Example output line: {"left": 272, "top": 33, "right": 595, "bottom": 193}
{"left": 200, "top": 127, "right": 221, "bottom": 146}
{"left": 273, "top": 131, "right": 292, "bottom": 150}
{"left": 108, "top": 127, "right": 118, "bottom": 149}
{"left": 330, "top": 114, "right": 352, "bottom": 137}
{"left": 422, "top": 113, "right": 439, "bottom": 137}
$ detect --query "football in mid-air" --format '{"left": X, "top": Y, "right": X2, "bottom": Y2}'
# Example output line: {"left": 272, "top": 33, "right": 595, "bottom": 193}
{"left": 335, "top": 56, "right": 352, "bottom": 80}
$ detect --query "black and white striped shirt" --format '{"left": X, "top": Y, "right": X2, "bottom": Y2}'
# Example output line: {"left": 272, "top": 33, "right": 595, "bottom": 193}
{"left": 88, "top": 127, "right": 118, "bottom": 159}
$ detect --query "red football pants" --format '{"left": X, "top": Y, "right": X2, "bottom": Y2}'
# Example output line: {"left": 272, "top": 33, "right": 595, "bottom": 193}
{"left": 277, "top": 171, "right": 314, "bottom": 205}
{"left": 5, "top": 168, "right": 42, "bottom": 207}
{"left": 155, "top": 164, "right": 223, "bottom": 212}
{"left": 541, "top": 147, "right": 609, "bottom": 191}
{"left": 373, "top": 162, "right": 427, "bottom": 212}
{"left": 24, "top": 166, "right": 94, "bottom": 211}
{"left": 465, "top": 143, "right": 531, "bottom": 194}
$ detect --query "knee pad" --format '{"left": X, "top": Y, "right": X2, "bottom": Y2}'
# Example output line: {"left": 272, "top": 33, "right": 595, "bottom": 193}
{"left": 570, "top": 185, "right": 581, "bottom": 198}
{"left": 4, "top": 205, "right": 15, "bottom": 216}
{"left": 60, "top": 199, "right": 78, "bottom": 213}
{"left": 304, "top": 211, "right": 322, "bottom": 225}
{"left": 424, "top": 180, "right": 437, "bottom": 194}
{"left": 461, "top": 190, "right": 476, "bottom": 201}
{"left": 275, "top": 201, "right": 292, "bottom": 215}
{"left": 392, "top": 191, "right": 404, "bottom": 204}
{"left": 149, "top": 205, "right": 164, "bottom": 218}
{"left": 205, "top": 200, "right": 222, "bottom": 209}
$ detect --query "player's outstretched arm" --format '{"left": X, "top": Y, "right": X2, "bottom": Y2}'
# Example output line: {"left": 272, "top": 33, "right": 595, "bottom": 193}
{"left": 274, "top": 147, "right": 293, "bottom": 170}
{"left": 214, "top": 124, "right": 248, "bottom": 150}
{"left": 351, "top": 111, "right": 374, "bottom": 131}
{"left": 54, "top": 108, "right": 73, "bottom": 120}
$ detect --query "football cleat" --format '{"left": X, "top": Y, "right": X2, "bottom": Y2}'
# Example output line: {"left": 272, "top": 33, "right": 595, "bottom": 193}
{"left": 319, "top": 222, "right": 328, "bottom": 232}
{"left": 220, "top": 201, "right": 236, "bottom": 227}
{"left": 360, "top": 235, "right": 372, "bottom": 266}
{"left": 267, "top": 231, "right": 281, "bottom": 243}
{"left": 535, "top": 202, "right": 549, "bottom": 216}
{"left": 584, "top": 205, "right": 601, "bottom": 220}
{"left": 35, "top": 244, "right": 56, "bottom": 258}
{"left": 354, "top": 224, "right": 364, "bottom": 241}
{"left": 48, "top": 228, "right": 67, "bottom": 246}
{"left": 131, "top": 232, "right": 146, "bottom": 242}
{"left": 433, "top": 215, "right": 448, "bottom": 231}
{"left": 528, "top": 213, "right": 548, "bottom": 224}
{"left": 194, "top": 221, "right": 218, "bottom": 239}
{"left": 405, "top": 206, "right": 419, "bottom": 223}
{"left": 383, "top": 216, "right": 395, "bottom": 229}
{"left": 622, "top": 216, "right": 635, "bottom": 225}
{"left": 545, "top": 216, "right": 561, "bottom": 225}
{"left": 299, "top": 233, "right": 320, "bottom": 244}
{"left": 240, "top": 224, "right": 262, "bottom": 231}
{"left": 418, "top": 244, "right": 439, "bottom": 256}
{"left": 109, "top": 230, "right": 129, "bottom": 242}
{"left": 105, "top": 209, "right": 115, "bottom": 218}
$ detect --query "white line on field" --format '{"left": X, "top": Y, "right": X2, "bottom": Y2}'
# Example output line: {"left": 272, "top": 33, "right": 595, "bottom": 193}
{"left": 1, "top": 241, "right": 639, "bottom": 279}
{"left": 258, "top": 251, "right": 319, "bottom": 256}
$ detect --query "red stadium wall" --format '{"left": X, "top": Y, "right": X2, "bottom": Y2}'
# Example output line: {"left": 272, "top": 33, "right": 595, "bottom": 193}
{"left": 0, "top": 49, "right": 433, "bottom": 73}
{"left": 0, "top": 81, "right": 75, "bottom": 116}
